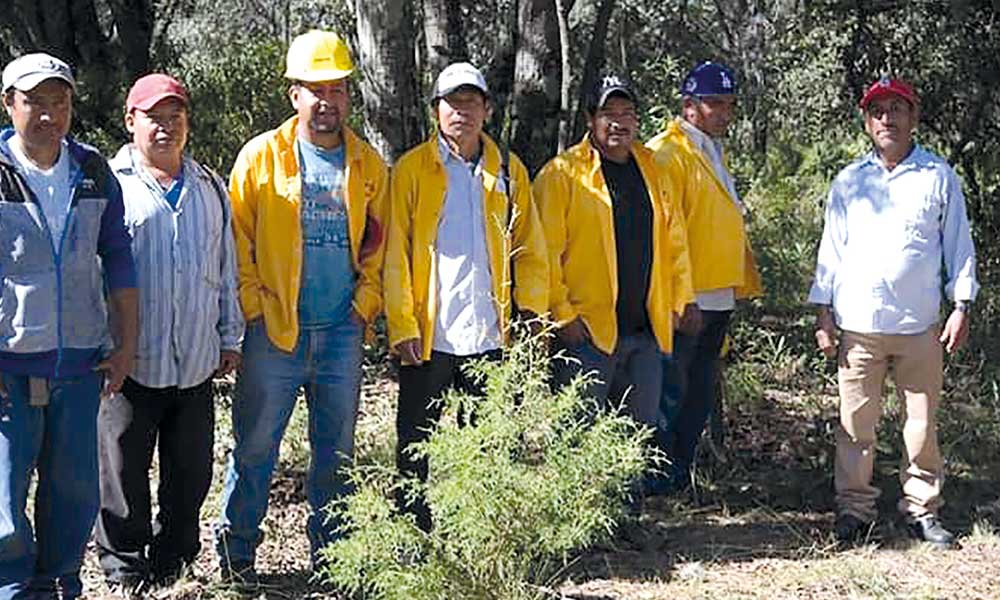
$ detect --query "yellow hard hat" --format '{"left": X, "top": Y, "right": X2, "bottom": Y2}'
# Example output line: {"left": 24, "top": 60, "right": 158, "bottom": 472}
{"left": 284, "top": 30, "right": 354, "bottom": 82}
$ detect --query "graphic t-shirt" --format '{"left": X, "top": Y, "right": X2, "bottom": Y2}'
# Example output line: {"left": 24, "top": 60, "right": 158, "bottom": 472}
{"left": 297, "top": 139, "right": 355, "bottom": 327}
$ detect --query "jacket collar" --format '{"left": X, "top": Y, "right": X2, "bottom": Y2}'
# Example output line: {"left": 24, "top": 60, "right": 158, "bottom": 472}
{"left": 275, "top": 116, "right": 364, "bottom": 167}
{"left": 423, "top": 131, "right": 504, "bottom": 190}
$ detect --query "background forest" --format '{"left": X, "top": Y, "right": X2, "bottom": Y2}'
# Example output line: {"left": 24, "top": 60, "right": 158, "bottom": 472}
{"left": 3, "top": 1, "right": 1000, "bottom": 598}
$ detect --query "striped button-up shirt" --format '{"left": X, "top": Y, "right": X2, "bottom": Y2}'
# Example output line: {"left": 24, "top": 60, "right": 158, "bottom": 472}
{"left": 110, "top": 145, "right": 244, "bottom": 388}
{"left": 808, "top": 145, "right": 979, "bottom": 334}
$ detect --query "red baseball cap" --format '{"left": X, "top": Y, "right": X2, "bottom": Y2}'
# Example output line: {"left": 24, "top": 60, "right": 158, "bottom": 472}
{"left": 126, "top": 73, "right": 189, "bottom": 112}
{"left": 859, "top": 77, "right": 919, "bottom": 109}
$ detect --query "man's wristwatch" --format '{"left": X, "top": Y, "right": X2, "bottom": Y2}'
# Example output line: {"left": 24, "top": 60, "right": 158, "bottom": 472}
{"left": 955, "top": 300, "right": 971, "bottom": 313}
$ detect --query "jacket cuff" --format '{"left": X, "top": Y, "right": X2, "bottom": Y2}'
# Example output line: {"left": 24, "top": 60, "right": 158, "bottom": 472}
{"left": 387, "top": 317, "right": 421, "bottom": 350}
{"left": 352, "top": 288, "right": 381, "bottom": 323}
{"left": 550, "top": 301, "right": 578, "bottom": 327}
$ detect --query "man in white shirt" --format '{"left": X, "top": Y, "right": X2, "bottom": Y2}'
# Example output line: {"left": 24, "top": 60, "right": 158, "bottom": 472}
{"left": 96, "top": 73, "right": 243, "bottom": 595}
{"left": 383, "top": 63, "right": 548, "bottom": 531}
{"left": 809, "top": 77, "right": 978, "bottom": 548}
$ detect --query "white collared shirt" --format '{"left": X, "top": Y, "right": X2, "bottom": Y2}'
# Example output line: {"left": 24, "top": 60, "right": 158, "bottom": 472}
{"left": 808, "top": 145, "right": 979, "bottom": 334}
{"left": 677, "top": 118, "right": 743, "bottom": 310}
{"left": 432, "top": 136, "right": 502, "bottom": 356}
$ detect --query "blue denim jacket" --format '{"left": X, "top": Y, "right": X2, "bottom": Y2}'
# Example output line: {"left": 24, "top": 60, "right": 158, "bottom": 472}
{"left": 0, "top": 129, "right": 136, "bottom": 377}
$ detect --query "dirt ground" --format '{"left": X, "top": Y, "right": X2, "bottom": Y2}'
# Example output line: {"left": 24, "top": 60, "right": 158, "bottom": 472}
{"left": 78, "top": 375, "right": 1000, "bottom": 599}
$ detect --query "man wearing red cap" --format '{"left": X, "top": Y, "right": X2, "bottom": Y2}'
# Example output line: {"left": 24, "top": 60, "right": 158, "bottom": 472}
{"left": 809, "top": 77, "right": 978, "bottom": 548}
{"left": 93, "top": 73, "right": 244, "bottom": 594}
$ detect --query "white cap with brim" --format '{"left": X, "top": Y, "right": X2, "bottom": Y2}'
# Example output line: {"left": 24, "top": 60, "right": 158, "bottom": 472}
{"left": 2, "top": 53, "right": 76, "bottom": 94}
{"left": 432, "top": 62, "right": 489, "bottom": 100}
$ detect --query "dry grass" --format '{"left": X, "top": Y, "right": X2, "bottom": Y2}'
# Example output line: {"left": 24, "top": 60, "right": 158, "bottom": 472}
{"left": 73, "top": 358, "right": 1000, "bottom": 599}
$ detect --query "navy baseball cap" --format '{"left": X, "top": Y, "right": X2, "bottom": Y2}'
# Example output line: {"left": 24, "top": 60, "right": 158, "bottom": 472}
{"left": 587, "top": 74, "right": 638, "bottom": 113}
{"left": 681, "top": 62, "right": 737, "bottom": 97}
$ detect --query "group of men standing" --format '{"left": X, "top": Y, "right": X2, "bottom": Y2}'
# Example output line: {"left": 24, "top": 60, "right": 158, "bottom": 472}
{"left": 0, "top": 24, "right": 977, "bottom": 599}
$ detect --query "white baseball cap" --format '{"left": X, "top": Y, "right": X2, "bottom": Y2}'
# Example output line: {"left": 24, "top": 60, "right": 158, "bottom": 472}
{"left": 432, "top": 62, "right": 489, "bottom": 100}
{"left": 2, "top": 53, "right": 76, "bottom": 94}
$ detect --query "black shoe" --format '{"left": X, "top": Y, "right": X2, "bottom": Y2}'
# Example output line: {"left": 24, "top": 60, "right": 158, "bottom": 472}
{"left": 835, "top": 513, "right": 875, "bottom": 545}
{"left": 908, "top": 514, "right": 957, "bottom": 549}
{"left": 220, "top": 559, "right": 259, "bottom": 588}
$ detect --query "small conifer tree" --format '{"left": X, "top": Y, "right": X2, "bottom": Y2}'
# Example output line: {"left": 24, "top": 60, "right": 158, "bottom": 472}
{"left": 320, "top": 325, "right": 652, "bottom": 599}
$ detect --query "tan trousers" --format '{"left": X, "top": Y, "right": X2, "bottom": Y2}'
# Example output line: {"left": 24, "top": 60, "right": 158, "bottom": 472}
{"left": 835, "top": 328, "right": 943, "bottom": 522}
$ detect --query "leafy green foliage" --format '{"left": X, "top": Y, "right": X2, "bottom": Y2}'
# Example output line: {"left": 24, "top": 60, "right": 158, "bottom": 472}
{"left": 320, "top": 326, "right": 652, "bottom": 599}
{"left": 173, "top": 37, "right": 290, "bottom": 174}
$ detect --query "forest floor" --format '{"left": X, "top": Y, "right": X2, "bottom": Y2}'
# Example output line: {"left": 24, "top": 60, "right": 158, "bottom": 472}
{"left": 80, "top": 364, "right": 1000, "bottom": 599}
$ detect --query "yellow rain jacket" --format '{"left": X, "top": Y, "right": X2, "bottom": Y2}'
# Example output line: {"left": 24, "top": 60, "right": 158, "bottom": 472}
{"left": 229, "top": 116, "right": 389, "bottom": 352}
{"left": 383, "top": 135, "right": 549, "bottom": 360}
{"left": 533, "top": 136, "right": 694, "bottom": 355}
{"left": 646, "top": 118, "right": 762, "bottom": 298}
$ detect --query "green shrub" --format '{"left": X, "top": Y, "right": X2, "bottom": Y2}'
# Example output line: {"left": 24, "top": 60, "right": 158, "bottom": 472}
{"left": 320, "top": 325, "right": 652, "bottom": 599}
{"left": 175, "top": 37, "right": 290, "bottom": 174}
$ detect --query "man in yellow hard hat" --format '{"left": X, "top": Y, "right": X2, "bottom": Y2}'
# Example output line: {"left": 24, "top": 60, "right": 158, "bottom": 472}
{"left": 214, "top": 30, "right": 388, "bottom": 582}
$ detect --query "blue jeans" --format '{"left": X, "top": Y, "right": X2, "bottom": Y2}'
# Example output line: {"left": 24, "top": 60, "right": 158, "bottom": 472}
{"left": 215, "top": 317, "right": 363, "bottom": 566}
{"left": 0, "top": 372, "right": 102, "bottom": 600}
{"left": 552, "top": 331, "right": 662, "bottom": 426}
{"left": 658, "top": 310, "right": 731, "bottom": 489}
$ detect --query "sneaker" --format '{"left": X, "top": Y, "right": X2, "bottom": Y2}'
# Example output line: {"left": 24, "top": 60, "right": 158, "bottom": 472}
{"left": 907, "top": 514, "right": 957, "bottom": 549}
{"left": 220, "top": 559, "right": 259, "bottom": 588}
{"left": 834, "top": 513, "right": 875, "bottom": 545}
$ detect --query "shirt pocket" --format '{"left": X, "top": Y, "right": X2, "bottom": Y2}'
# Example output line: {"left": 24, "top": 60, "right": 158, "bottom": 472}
{"left": 197, "top": 203, "right": 224, "bottom": 290}
{"left": 901, "top": 195, "right": 942, "bottom": 243}
{"left": 199, "top": 231, "right": 222, "bottom": 289}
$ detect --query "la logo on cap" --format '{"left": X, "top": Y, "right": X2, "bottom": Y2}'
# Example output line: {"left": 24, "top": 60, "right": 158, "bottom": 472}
{"left": 720, "top": 71, "right": 732, "bottom": 90}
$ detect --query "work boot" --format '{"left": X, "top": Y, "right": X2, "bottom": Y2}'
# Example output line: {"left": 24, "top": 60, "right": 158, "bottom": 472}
{"left": 907, "top": 514, "right": 957, "bottom": 549}
{"left": 834, "top": 513, "right": 875, "bottom": 546}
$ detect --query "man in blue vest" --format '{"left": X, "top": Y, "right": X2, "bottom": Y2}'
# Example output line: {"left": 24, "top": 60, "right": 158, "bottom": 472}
{"left": 0, "top": 52, "right": 138, "bottom": 600}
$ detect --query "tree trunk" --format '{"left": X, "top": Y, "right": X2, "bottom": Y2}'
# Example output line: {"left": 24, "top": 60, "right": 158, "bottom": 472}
{"left": 510, "top": 0, "right": 562, "bottom": 173}
{"left": 109, "top": 0, "right": 155, "bottom": 80}
{"left": 572, "top": 0, "right": 616, "bottom": 140}
{"left": 554, "top": 0, "right": 572, "bottom": 152}
{"left": 739, "top": 1, "right": 770, "bottom": 166}
{"left": 483, "top": 0, "right": 518, "bottom": 145}
{"left": 0, "top": 0, "right": 154, "bottom": 144}
{"left": 354, "top": 0, "right": 427, "bottom": 162}
{"left": 423, "top": 0, "right": 468, "bottom": 80}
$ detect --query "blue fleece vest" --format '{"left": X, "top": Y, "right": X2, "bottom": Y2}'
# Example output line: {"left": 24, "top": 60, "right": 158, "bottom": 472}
{"left": 0, "top": 129, "right": 137, "bottom": 378}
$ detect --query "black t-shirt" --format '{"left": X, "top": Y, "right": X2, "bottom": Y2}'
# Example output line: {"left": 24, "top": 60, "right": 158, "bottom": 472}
{"left": 601, "top": 155, "right": 653, "bottom": 336}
